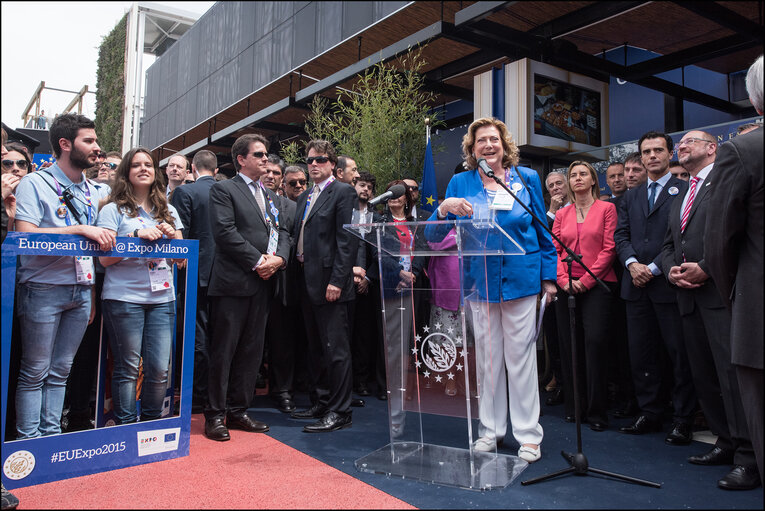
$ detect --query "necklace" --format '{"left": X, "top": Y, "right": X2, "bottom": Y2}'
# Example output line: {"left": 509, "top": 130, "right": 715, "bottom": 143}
{"left": 576, "top": 200, "right": 595, "bottom": 221}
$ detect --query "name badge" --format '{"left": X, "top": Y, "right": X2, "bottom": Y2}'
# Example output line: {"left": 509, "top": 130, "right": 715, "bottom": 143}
{"left": 399, "top": 255, "right": 412, "bottom": 272}
{"left": 267, "top": 226, "right": 279, "bottom": 255}
{"left": 490, "top": 188, "right": 515, "bottom": 210}
{"left": 147, "top": 259, "right": 172, "bottom": 292}
{"left": 74, "top": 256, "right": 95, "bottom": 284}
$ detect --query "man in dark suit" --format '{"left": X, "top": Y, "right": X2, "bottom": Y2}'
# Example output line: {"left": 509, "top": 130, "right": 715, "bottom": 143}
{"left": 606, "top": 158, "right": 638, "bottom": 419}
{"left": 290, "top": 139, "right": 359, "bottom": 432}
{"left": 171, "top": 150, "right": 218, "bottom": 414}
{"left": 349, "top": 171, "right": 383, "bottom": 398}
{"left": 260, "top": 154, "right": 298, "bottom": 413}
{"left": 204, "top": 134, "right": 290, "bottom": 441}
{"left": 614, "top": 131, "right": 695, "bottom": 444}
{"left": 662, "top": 130, "right": 759, "bottom": 490}
{"left": 705, "top": 54, "right": 764, "bottom": 489}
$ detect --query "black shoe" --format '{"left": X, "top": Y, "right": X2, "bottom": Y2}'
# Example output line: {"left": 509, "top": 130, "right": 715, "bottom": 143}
{"left": 589, "top": 422, "right": 608, "bottom": 432}
{"left": 665, "top": 422, "right": 692, "bottom": 445}
{"left": 276, "top": 397, "right": 296, "bottom": 414}
{"left": 303, "top": 411, "right": 352, "bottom": 433}
{"left": 717, "top": 465, "right": 761, "bottom": 491}
{"left": 351, "top": 398, "right": 365, "bottom": 407}
{"left": 291, "top": 404, "right": 327, "bottom": 420}
{"left": 2, "top": 483, "right": 19, "bottom": 511}
{"left": 688, "top": 446, "right": 735, "bottom": 466}
{"left": 226, "top": 413, "right": 269, "bottom": 433}
{"left": 545, "top": 387, "right": 563, "bottom": 406}
{"left": 619, "top": 415, "right": 662, "bottom": 435}
{"left": 377, "top": 391, "right": 388, "bottom": 401}
{"left": 612, "top": 400, "right": 638, "bottom": 419}
{"left": 355, "top": 383, "right": 371, "bottom": 396}
{"left": 204, "top": 417, "right": 230, "bottom": 441}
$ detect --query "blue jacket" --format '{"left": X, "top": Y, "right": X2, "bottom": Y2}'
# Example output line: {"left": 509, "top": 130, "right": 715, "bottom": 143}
{"left": 426, "top": 167, "right": 557, "bottom": 302}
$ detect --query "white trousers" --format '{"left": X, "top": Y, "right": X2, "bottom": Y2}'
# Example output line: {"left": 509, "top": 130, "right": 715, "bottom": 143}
{"left": 470, "top": 295, "right": 543, "bottom": 446}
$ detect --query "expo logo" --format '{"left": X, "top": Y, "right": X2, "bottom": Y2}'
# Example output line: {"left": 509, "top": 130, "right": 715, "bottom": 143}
{"left": 3, "top": 450, "right": 35, "bottom": 480}
{"left": 140, "top": 436, "right": 158, "bottom": 445}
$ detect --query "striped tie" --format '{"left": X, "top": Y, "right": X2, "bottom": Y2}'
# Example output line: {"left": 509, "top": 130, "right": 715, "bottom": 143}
{"left": 680, "top": 176, "right": 699, "bottom": 232}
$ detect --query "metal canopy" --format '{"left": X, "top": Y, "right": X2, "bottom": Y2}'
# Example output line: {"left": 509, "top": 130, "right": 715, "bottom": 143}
{"left": 154, "top": 0, "right": 763, "bottom": 164}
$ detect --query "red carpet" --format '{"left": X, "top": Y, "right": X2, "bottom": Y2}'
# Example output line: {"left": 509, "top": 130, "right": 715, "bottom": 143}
{"left": 11, "top": 415, "right": 415, "bottom": 509}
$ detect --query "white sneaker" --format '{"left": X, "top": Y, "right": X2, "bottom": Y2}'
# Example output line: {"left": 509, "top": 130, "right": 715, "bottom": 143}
{"left": 473, "top": 437, "right": 497, "bottom": 452}
{"left": 518, "top": 444, "right": 541, "bottom": 463}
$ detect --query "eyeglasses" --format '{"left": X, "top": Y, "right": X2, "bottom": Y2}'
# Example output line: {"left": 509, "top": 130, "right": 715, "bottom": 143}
{"left": 287, "top": 179, "right": 307, "bottom": 187}
{"left": 676, "top": 137, "right": 714, "bottom": 147}
{"left": 1, "top": 159, "right": 29, "bottom": 170}
{"left": 251, "top": 151, "right": 267, "bottom": 159}
{"left": 306, "top": 156, "right": 330, "bottom": 165}
{"left": 101, "top": 162, "right": 118, "bottom": 170}
{"left": 407, "top": 185, "right": 419, "bottom": 191}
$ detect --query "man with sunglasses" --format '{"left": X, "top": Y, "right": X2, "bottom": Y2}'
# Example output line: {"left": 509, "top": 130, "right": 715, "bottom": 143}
{"left": 259, "top": 155, "right": 299, "bottom": 413}
{"left": 12, "top": 113, "right": 116, "bottom": 439}
{"left": 283, "top": 166, "right": 308, "bottom": 201}
{"left": 291, "top": 140, "right": 359, "bottom": 432}
{"left": 204, "top": 134, "right": 290, "bottom": 441}
{"left": 96, "top": 152, "right": 121, "bottom": 187}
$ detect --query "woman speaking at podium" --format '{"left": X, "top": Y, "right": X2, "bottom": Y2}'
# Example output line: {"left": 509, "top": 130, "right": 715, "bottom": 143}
{"left": 428, "top": 117, "right": 557, "bottom": 463}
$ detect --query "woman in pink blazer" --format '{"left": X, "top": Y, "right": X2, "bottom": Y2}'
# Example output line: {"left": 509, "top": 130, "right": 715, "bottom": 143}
{"left": 552, "top": 161, "right": 617, "bottom": 431}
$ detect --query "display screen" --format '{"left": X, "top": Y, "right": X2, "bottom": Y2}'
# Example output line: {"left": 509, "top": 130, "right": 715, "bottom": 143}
{"left": 533, "top": 74, "right": 601, "bottom": 146}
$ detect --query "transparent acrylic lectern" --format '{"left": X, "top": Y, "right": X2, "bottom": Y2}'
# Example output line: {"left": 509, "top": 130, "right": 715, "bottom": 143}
{"left": 345, "top": 217, "right": 529, "bottom": 490}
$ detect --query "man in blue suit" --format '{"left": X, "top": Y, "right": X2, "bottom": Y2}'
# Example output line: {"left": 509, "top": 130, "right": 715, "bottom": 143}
{"left": 614, "top": 131, "right": 695, "bottom": 444}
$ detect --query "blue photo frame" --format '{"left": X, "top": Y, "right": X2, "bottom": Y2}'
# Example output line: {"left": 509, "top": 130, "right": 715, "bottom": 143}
{"left": 1, "top": 232, "right": 198, "bottom": 489}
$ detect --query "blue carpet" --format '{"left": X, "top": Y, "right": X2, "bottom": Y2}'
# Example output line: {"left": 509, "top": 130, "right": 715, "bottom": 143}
{"left": 248, "top": 391, "right": 763, "bottom": 509}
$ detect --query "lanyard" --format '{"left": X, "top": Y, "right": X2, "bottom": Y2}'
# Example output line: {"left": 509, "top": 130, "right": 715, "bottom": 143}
{"left": 53, "top": 177, "right": 92, "bottom": 226}
{"left": 258, "top": 181, "right": 279, "bottom": 228}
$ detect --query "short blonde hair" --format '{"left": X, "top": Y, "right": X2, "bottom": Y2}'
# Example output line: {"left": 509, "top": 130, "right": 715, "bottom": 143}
{"left": 462, "top": 117, "right": 520, "bottom": 170}
{"left": 566, "top": 160, "right": 600, "bottom": 202}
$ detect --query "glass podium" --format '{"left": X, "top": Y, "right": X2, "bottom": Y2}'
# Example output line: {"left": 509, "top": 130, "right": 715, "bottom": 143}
{"left": 345, "top": 218, "right": 530, "bottom": 490}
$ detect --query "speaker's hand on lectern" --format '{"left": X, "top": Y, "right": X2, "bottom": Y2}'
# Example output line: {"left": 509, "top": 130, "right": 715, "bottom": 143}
{"left": 437, "top": 197, "right": 473, "bottom": 218}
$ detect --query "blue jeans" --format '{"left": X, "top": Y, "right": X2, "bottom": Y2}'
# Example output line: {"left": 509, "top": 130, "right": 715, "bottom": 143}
{"left": 16, "top": 282, "right": 91, "bottom": 439}
{"left": 102, "top": 299, "right": 175, "bottom": 424}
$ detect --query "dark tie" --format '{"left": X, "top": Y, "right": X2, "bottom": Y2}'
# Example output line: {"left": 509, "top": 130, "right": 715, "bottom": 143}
{"left": 648, "top": 182, "right": 658, "bottom": 211}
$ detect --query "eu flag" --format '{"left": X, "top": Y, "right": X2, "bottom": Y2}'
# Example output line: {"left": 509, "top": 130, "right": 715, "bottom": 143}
{"left": 420, "top": 139, "right": 437, "bottom": 213}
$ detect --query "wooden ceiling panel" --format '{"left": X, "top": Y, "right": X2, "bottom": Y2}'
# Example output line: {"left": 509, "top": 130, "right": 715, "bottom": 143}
{"left": 488, "top": 2, "right": 594, "bottom": 31}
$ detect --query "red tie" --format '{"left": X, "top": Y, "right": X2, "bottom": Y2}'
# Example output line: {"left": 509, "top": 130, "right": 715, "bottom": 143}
{"left": 680, "top": 176, "right": 699, "bottom": 232}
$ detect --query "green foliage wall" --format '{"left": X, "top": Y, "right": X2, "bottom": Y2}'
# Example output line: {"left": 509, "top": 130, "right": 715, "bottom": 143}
{"left": 94, "top": 13, "right": 127, "bottom": 153}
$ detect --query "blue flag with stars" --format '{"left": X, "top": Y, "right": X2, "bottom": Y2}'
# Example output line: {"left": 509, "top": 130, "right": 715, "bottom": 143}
{"left": 420, "top": 138, "right": 437, "bottom": 213}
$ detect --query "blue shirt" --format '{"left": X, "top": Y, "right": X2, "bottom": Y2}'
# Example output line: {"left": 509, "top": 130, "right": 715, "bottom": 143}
{"left": 97, "top": 202, "right": 183, "bottom": 304}
{"left": 15, "top": 162, "right": 101, "bottom": 285}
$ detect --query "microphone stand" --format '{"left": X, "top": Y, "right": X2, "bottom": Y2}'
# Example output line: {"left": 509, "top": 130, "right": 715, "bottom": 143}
{"left": 480, "top": 165, "right": 660, "bottom": 489}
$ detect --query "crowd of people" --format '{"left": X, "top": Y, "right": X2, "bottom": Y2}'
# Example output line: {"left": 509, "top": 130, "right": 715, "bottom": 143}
{"left": 0, "top": 55, "right": 761, "bottom": 510}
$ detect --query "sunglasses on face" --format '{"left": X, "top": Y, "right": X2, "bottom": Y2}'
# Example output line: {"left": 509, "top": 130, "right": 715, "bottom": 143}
{"left": 408, "top": 185, "right": 419, "bottom": 191}
{"left": 287, "top": 179, "right": 307, "bottom": 187}
{"left": 101, "top": 162, "right": 118, "bottom": 170}
{"left": 251, "top": 151, "right": 267, "bottom": 159}
{"left": 1, "top": 159, "right": 29, "bottom": 170}
{"left": 306, "top": 156, "right": 330, "bottom": 165}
